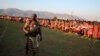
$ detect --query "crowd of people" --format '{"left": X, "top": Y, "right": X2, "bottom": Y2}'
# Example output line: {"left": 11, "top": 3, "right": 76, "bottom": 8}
{"left": 0, "top": 15, "right": 100, "bottom": 40}
{"left": 38, "top": 18, "right": 100, "bottom": 40}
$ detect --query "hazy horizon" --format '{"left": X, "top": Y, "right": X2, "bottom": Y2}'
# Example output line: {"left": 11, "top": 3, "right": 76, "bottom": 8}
{"left": 0, "top": 0, "right": 100, "bottom": 21}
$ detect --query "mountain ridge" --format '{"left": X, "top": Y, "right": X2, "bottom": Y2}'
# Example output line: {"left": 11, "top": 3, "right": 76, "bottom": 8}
{"left": 0, "top": 8, "right": 83, "bottom": 20}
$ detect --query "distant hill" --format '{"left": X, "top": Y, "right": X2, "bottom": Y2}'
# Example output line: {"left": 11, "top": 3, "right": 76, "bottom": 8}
{"left": 0, "top": 8, "right": 83, "bottom": 20}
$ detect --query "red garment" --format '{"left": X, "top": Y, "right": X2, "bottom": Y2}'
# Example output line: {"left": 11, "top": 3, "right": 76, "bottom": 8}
{"left": 97, "top": 31, "right": 100, "bottom": 39}
{"left": 87, "top": 25, "right": 93, "bottom": 36}
{"left": 93, "top": 25, "right": 99, "bottom": 38}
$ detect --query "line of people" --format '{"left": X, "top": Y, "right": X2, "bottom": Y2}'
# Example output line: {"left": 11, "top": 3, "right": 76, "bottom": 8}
{"left": 0, "top": 15, "right": 100, "bottom": 40}
{"left": 38, "top": 19, "right": 100, "bottom": 40}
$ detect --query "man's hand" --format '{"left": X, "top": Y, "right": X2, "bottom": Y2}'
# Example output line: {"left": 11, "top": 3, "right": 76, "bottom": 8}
{"left": 25, "top": 33, "right": 29, "bottom": 37}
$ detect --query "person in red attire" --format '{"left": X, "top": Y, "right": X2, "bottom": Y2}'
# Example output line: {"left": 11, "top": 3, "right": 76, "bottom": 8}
{"left": 93, "top": 23, "right": 99, "bottom": 39}
{"left": 97, "top": 26, "right": 100, "bottom": 39}
{"left": 87, "top": 22, "right": 93, "bottom": 38}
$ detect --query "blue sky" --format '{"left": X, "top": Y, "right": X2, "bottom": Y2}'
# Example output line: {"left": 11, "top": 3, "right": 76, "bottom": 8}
{"left": 0, "top": 0, "right": 100, "bottom": 21}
